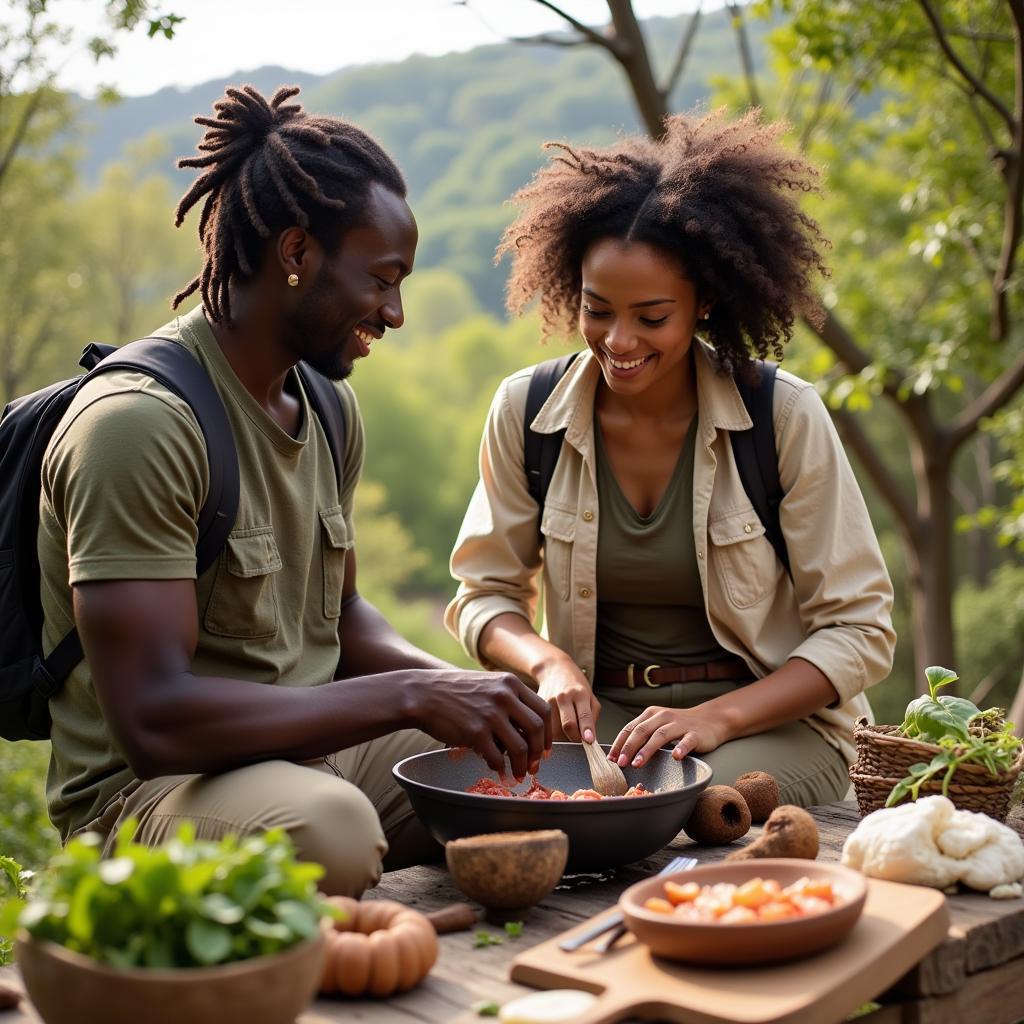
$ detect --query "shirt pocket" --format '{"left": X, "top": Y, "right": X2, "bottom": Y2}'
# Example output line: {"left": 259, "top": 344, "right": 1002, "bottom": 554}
{"left": 708, "top": 507, "right": 777, "bottom": 609}
{"left": 319, "top": 506, "right": 353, "bottom": 619}
{"left": 540, "top": 505, "right": 576, "bottom": 602}
{"left": 204, "top": 526, "right": 283, "bottom": 638}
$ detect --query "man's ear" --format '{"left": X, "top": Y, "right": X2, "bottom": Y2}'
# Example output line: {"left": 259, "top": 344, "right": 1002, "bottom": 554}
{"left": 277, "top": 227, "right": 324, "bottom": 283}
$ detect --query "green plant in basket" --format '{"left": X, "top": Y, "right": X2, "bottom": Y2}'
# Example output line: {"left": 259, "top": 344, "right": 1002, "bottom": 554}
{"left": 886, "top": 667, "right": 1023, "bottom": 807}
{"left": 1, "top": 821, "right": 337, "bottom": 970}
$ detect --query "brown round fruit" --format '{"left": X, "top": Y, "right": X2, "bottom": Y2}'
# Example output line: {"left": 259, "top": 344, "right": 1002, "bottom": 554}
{"left": 733, "top": 771, "right": 780, "bottom": 824}
{"left": 682, "top": 785, "right": 752, "bottom": 844}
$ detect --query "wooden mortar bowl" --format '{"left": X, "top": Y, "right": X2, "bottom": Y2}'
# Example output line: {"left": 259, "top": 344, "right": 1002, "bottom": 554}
{"left": 445, "top": 829, "right": 568, "bottom": 911}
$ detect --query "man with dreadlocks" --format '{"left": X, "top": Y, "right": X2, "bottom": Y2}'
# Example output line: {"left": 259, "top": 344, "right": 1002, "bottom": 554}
{"left": 37, "top": 84, "right": 550, "bottom": 894}
{"left": 447, "top": 111, "right": 895, "bottom": 807}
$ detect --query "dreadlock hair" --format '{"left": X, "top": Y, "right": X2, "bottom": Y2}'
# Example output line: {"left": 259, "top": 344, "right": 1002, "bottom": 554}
{"left": 499, "top": 109, "right": 830, "bottom": 374}
{"left": 172, "top": 84, "right": 406, "bottom": 325}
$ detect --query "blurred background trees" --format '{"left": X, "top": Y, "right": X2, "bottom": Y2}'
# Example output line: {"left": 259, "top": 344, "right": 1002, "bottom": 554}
{"left": 0, "top": 0, "right": 1020, "bottom": 869}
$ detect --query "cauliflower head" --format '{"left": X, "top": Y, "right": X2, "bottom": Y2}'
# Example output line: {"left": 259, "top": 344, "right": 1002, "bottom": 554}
{"left": 841, "top": 796, "right": 1024, "bottom": 893}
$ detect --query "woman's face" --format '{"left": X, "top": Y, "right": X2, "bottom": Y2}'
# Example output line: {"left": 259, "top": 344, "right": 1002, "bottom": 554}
{"left": 579, "top": 238, "right": 705, "bottom": 397}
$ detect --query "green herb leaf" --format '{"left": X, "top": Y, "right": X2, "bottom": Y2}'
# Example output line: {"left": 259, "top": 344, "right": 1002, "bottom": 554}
{"left": 503, "top": 920, "right": 524, "bottom": 937}
{"left": 473, "top": 930, "right": 503, "bottom": 948}
{"left": 186, "top": 918, "right": 233, "bottom": 965}
{"left": 473, "top": 999, "right": 502, "bottom": 1016}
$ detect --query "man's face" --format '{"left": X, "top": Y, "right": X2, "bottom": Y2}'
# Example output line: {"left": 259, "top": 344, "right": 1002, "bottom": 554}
{"left": 284, "top": 182, "right": 418, "bottom": 380}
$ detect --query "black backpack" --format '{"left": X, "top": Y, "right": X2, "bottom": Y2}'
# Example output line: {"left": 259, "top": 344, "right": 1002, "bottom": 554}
{"left": 523, "top": 352, "right": 790, "bottom": 575}
{"left": 0, "top": 338, "right": 346, "bottom": 742}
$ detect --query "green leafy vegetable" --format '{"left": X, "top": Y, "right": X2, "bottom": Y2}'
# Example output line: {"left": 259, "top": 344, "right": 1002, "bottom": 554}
{"left": 473, "top": 929, "right": 503, "bottom": 948}
{"left": 473, "top": 1000, "right": 501, "bottom": 1017}
{"left": 14, "top": 821, "right": 334, "bottom": 969}
{"left": 0, "top": 854, "right": 29, "bottom": 967}
{"left": 503, "top": 920, "right": 523, "bottom": 938}
{"left": 886, "top": 666, "right": 1023, "bottom": 807}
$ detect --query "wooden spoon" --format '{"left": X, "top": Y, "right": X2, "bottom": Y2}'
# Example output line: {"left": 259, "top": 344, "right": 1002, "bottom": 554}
{"left": 582, "top": 738, "right": 629, "bottom": 797}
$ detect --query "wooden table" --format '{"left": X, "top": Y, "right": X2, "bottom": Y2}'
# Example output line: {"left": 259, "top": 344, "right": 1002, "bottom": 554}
{"left": 2, "top": 801, "right": 1022, "bottom": 1024}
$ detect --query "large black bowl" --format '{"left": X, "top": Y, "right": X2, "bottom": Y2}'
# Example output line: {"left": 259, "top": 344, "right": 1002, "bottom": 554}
{"left": 392, "top": 742, "right": 712, "bottom": 872}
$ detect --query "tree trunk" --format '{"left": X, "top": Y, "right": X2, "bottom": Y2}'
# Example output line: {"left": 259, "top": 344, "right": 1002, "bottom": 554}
{"left": 902, "top": 417, "right": 958, "bottom": 680}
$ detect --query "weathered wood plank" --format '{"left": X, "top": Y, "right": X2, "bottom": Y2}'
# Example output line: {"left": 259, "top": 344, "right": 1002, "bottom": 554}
{"left": 3, "top": 801, "right": 1023, "bottom": 1023}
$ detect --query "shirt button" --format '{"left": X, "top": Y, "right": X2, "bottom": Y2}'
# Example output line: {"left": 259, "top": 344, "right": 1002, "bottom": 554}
{"left": 578, "top": 587, "right": 592, "bottom": 599}
{"left": 582, "top": 510, "right": 594, "bottom": 522}
{"left": 744, "top": 523, "right": 753, "bottom": 534}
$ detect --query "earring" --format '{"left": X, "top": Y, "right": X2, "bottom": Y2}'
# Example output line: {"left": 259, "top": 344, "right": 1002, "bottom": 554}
{"left": 702, "top": 310, "right": 710, "bottom": 320}
{"left": 287, "top": 273, "right": 299, "bottom": 287}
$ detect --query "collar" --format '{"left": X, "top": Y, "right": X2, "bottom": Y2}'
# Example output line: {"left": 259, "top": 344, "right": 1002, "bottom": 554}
{"left": 528, "top": 341, "right": 753, "bottom": 450}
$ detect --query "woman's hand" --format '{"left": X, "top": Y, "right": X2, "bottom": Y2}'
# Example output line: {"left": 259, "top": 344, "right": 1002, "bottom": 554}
{"left": 608, "top": 705, "right": 728, "bottom": 768}
{"left": 535, "top": 660, "right": 602, "bottom": 744}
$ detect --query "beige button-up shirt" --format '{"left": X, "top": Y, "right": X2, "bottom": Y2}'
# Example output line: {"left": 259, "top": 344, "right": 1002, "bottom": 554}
{"left": 445, "top": 343, "right": 896, "bottom": 765}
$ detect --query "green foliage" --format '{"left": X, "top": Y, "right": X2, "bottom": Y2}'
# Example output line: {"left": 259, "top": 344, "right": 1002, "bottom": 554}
{"left": 0, "top": 743, "right": 59, "bottom": 872}
{"left": 887, "top": 666, "right": 1023, "bottom": 807}
{"left": 10, "top": 822, "right": 333, "bottom": 969}
{"left": 0, "top": 854, "right": 30, "bottom": 966}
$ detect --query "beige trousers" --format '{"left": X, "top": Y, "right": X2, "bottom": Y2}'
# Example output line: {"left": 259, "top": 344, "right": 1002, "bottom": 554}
{"left": 594, "top": 680, "right": 852, "bottom": 807}
{"left": 88, "top": 729, "right": 443, "bottom": 897}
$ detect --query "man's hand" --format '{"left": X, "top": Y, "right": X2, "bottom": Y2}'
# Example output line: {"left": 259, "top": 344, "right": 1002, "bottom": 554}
{"left": 535, "top": 662, "right": 601, "bottom": 744}
{"left": 405, "top": 670, "right": 552, "bottom": 779}
{"left": 608, "top": 705, "right": 728, "bottom": 768}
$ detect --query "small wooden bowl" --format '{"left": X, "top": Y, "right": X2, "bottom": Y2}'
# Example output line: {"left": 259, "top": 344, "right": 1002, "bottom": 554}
{"left": 620, "top": 859, "right": 868, "bottom": 966}
{"left": 445, "top": 830, "right": 568, "bottom": 911}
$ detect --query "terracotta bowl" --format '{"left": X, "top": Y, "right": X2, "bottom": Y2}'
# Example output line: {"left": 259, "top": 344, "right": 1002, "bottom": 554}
{"left": 15, "top": 929, "right": 326, "bottom": 1024}
{"left": 445, "top": 829, "right": 569, "bottom": 910}
{"left": 619, "top": 858, "right": 868, "bottom": 966}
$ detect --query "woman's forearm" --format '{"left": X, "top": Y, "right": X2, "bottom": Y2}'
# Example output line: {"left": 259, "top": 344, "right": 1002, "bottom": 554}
{"left": 478, "top": 612, "right": 578, "bottom": 684}
{"left": 706, "top": 657, "right": 839, "bottom": 744}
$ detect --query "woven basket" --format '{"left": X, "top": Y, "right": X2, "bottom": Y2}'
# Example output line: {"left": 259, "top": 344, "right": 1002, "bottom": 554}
{"left": 849, "top": 717, "right": 1024, "bottom": 821}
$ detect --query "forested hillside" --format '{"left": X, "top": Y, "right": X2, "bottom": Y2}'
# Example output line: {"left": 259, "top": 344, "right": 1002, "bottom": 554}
{"left": 74, "top": 9, "right": 770, "bottom": 311}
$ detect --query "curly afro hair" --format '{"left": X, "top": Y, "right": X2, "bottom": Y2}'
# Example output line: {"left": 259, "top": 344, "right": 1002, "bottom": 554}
{"left": 499, "top": 109, "right": 830, "bottom": 373}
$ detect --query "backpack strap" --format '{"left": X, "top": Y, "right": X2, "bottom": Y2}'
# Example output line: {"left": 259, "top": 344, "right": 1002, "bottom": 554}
{"left": 731, "top": 360, "right": 791, "bottom": 577}
{"left": 38, "top": 338, "right": 241, "bottom": 697}
{"left": 297, "top": 364, "right": 347, "bottom": 491}
{"left": 84, "top": 338, "right": 241, "bottom": 576}
{"left": 524, "top": 352, "right": 581, "bottom": 508}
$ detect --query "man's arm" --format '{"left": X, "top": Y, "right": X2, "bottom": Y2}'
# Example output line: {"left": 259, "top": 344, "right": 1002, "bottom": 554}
{"left": 75, "top": 574, "right": 551, "bottom": 781}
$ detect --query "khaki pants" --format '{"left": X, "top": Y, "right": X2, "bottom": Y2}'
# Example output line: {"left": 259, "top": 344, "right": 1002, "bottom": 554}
{"left": 88, "top": 729, "right": 443, "bottom": 897}
{"left": 594, "top": 680, "right": 851, "bottom": 807}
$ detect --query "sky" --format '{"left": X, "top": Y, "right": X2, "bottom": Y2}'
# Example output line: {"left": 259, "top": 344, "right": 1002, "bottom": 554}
{"left": 49, "top": 0, "right": 708, "bottom": 98}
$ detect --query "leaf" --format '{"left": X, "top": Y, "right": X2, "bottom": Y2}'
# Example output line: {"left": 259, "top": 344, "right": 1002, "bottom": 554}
{"left": 503, "top": 921, "right": 523, "bottom": 938}
{"left": 272, "top": 900, "right": 318, "bottom": 939}
{"left": 185, "top": 918, "right": 233, "bottom": 965}
{"left": 245, "top": 917, "right": 291, "bottom": 943}
{"left": 473, "top": 1000, "right": 501, "bottom": 1017}
{"left": 198, "top": 893, "right": 245, "bottom": 926}
{"left": 924, "top": 666, "right": 959, "bottom": 698}
{"left": 473, "top": 930, "right": 503, "bottom": 948}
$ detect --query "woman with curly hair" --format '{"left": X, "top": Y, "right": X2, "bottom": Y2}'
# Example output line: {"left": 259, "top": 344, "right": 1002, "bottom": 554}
{"left": 445, "top": 111, "right": 895, "bottom": 806}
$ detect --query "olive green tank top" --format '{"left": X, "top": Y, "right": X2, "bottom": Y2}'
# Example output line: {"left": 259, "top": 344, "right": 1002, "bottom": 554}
{"left": 594, "top": 416, "right": 727, "bottom": 670}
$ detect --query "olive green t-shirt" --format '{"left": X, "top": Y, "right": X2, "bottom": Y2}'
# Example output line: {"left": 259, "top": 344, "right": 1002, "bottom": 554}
{"left": 38, "top": 304, "right": 364, "bottom": 840}
{"left": 594, "top": 417, "right": 727, "bottom": 670}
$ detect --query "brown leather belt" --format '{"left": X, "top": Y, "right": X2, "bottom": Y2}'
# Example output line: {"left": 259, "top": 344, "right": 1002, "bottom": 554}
{"left": 592, "top": 657, "right": 751, "bottom": 689}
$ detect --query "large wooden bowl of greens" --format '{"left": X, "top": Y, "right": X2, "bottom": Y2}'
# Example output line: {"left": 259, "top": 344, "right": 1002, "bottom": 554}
{"left": 12, "top": 825, "right": 328, "bottom": 1024}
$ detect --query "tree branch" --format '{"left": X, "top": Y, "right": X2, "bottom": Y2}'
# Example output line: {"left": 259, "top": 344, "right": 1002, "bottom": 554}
{"left": 829, "top": 404, "right": 917, "bottom": 532}
{"left": 991, "top": 0, "right": 1024, "bottom": 341}
{"left": 916, "top": 0, "right": 1016, "bottom": 133}
{"left": 725, "top": 2, "right": 761, "bottom": 108}
{"left": 528, "top": 0, "right": 622, "bottom": 55}
{"left": 0, "top": 86, "right": 48, "bottom": 188}
{"left": 947, "top": 346, "right": 1024, "bottom": 452}
{"left": 660, "top": 3, "right": 703, "bottom": 99}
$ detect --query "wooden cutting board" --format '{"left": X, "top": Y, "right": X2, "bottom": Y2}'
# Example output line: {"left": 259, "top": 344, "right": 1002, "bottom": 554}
{"left": 510, "top": 878, "right": 949, "bottom": 1024}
